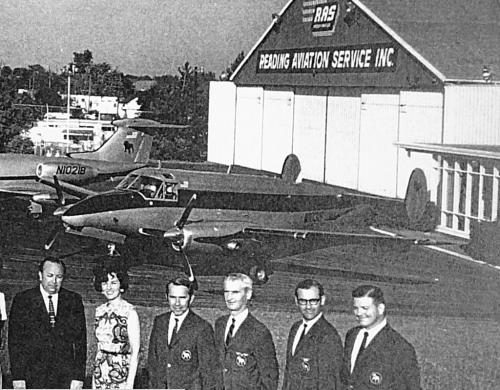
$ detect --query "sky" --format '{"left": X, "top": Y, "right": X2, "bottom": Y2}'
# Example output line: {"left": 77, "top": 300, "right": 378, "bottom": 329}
{"left": 0, "top": 0, "right": 289, "bottom": 76}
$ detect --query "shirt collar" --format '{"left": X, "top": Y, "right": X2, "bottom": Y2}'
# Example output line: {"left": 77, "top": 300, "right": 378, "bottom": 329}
{"left": 364, "top": 317, "right": 387, "bottom": 345}
{"left": 39, "top": 284, "right": 58, "bottom": 299}
{"left": 230, "top": 308, "right": 249, "bottom": 326}
{"left": 171, "top": 309, "right": 190, "bottom": 327}
{"left": 302, "top": 312, "right": 323, "bottom": 330}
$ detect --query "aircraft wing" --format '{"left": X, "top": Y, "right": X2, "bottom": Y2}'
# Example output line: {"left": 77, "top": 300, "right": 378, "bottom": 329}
{"left": 38, "top": 177, "right": 98, "bottom": 199}
{"left": 0, "top": 188, "right": 39, "bottom": 197}
{"left": 242, "top": 226, "right": 461, "bottom": 246}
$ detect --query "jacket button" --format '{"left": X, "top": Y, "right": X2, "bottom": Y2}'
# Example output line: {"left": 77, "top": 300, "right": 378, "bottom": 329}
{"left": 167, "top": 363, "right": 172, "bottom": 368}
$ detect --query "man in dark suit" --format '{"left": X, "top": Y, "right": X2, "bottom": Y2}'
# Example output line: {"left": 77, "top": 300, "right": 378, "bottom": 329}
{"left": 215, "top": 273, "right": 279, "bottom": 390}
{"left": 147, "top": 276, "right": 221, "bottom": 389}
{"left": 282, "top": 279, "right": 343, "bottom": 390}
{"left": 341, "top": 285, "right": 421, "bottom": 390}
{"left": 8, "top": 257, "right": 87, "bottom": 389}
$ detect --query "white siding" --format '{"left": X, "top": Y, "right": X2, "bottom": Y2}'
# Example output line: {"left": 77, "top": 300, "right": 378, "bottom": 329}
{"left": 207, "top": 82, "right": 237, "bottom": 165}
{"left": 325, "top": 96, "right": 361, "bottom": 189}
{"left": 261, "top": 89, "right": 294, "bottom": 173}
{"left": 292, "top": 89, "right": 327, "bottom": 182}
{"left": 234, "top": 87, "right": 264, "bottom": 169}
{"left": 443, "top": 84, "right": 500, "bottom": 144}
{"left": 358, "top": 94, "right": 400, "bottom": 197}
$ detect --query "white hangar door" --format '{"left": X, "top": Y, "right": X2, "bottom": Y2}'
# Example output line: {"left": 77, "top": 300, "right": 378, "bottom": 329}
{"left": 358, "top": 94, "right": 400, "bottom": 197}
{"left": 325, "top": 96, "right": 361, "bottom": 189}
{"left": 397, "top": 91, "right": 443, "bottom": 199}
{"left": 207, "top": 81, "right": 236, "bottom": 165}
{"left": 292, "top": 89, "right": 327, "bottom": 182}
{"left": 261, "top": 89, "right": 294, "bottom": 173}
{"left": 234, "top": 87, "right": 264, "bottom": 170}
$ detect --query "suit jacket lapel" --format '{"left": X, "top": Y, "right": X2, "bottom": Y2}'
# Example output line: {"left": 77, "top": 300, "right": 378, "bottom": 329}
{"left": 294, "top": 315, "right": 324, "bottom": 355}
{"left": 346, "top": 327, "right": 362, "bottom": 374}
{"left": 288, "top": 321, "right": 301, "bottom": 356}
{"left": 228, "top": 313, "right": 253, "bottom": 346}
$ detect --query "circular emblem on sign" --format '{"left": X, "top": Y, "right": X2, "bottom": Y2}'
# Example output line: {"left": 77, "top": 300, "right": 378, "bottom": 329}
{"left": 369, "top": 372, "right": 382, "bottom": 385}
{"left": 181, "top": 350, "right": 192, "bottom": 361}
{"left": 235, "top": 354, "right": 247, "bottom": 367}
{"left": 301, "top": 357, "right": 311, "bottom": 373}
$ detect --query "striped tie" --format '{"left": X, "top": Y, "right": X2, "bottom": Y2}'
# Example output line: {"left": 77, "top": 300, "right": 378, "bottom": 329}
{"left": 225, "top": 318, "right": 235, "bottom": 346}
{"left": 48, "top": 295, "right": 56, "bottom": 328}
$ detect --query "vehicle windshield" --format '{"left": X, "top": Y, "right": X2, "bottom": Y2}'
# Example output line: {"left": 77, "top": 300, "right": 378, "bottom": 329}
{"left": 116, "top": 173, "right": 177, "bottom": 200}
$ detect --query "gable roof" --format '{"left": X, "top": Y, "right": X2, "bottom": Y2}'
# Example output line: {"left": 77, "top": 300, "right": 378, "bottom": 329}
{"left": 360, "top": 0, "right": 500, "bottom": 81}
{"left": 232, "top": 0, "right": 500, "bottom": 83}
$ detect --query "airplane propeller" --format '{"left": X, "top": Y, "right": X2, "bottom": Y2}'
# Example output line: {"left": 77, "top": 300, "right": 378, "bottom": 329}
{"left": 168, "top": 194, "right": 199, "bottom": 290}
{"left": 175, "top": 194, "right": 197, "bottom": 229}
{"left": 53, "top": 175, "right": 65, "bottom": 206}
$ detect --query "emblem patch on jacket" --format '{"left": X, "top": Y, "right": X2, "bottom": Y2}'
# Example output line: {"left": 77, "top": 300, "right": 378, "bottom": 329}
{"left": 369, "top": 372, "right": 382, "bottom": 385}
{"left": 301, "top": 357, "right": 311, "bottom": 373}
{"left": 181, "top": 349, "right": 192, "bottom": 361}
{"left": 235, "top": 352, "right": 249, "bottom": 367}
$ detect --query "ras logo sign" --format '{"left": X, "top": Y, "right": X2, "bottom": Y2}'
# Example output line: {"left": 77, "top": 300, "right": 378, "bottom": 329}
{"left": 303, "top": 1, "right": 339, "bottom": 36}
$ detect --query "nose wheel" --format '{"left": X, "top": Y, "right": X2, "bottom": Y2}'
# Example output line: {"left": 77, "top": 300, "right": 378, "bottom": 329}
{"left": 249, "top": 265, "right": 269, "bottom": 285}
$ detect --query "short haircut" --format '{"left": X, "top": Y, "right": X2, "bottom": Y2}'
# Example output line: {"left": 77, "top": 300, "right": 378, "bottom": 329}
{"left": 352, "top": 285, "right": 385, "bottom": 305}
{"left": 166, "top": 276, "right": 195, "bottom": 297}
{"left": 294, "top": 279, "right": 324, "bottom": 297}
{"left": 224, "top": 273, "right": 253, "bottom": 290}
{"left": 39, "top": 257, "right": 66, "bottom": 275}
{"left": 92, "top": 258, "right": 129, "bottom": 293}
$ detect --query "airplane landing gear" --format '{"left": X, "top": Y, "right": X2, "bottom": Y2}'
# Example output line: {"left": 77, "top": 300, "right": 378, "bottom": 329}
{"left": 28, "top": 201, "right": 43, "bottom": 220}
{"left": 249, "top": 265, "right": 269, "bottom": 285}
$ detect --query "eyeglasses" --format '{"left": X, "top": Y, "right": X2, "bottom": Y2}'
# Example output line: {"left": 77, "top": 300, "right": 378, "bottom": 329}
{"left": 297, "top": 298, "right": 321, "bottom": 306}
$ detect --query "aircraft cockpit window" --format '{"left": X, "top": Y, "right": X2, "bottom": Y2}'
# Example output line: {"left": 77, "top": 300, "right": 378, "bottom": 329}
{"left": 117, "top": 174, "right": 140, "bottom": 190}
{"left": 154, "top": 181, "right": 177, "bottom": 201}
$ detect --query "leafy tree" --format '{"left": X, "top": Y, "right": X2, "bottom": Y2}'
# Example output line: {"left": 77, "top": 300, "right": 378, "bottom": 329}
{"left": 0, "top": 69, "right": 38, "bottom": 152}
{"left": 139, "top": 62, "right": 214, "bottom": 161}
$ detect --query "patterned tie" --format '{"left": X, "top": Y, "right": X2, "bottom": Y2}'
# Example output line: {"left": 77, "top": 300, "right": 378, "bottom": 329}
{"left": 48, "top": 295, "right": 56, "bottom": 328}
{"left": 169, "top": 318, "right": 179, "bottom": 346}
{"left": 225, "top": 318, "right": 236, "bottom": 346}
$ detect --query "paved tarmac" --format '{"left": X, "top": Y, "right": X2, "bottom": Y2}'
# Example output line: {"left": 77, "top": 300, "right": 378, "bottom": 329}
{"left": 1, "top": 199, "right": 499, "bottom": 321}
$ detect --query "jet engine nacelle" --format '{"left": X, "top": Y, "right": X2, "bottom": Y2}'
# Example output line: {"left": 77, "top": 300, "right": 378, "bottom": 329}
{"left": 36, "top": 162, "right": 98, "bottom": 183}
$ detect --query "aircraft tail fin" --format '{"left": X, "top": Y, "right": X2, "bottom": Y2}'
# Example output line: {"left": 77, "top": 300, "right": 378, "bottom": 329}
{"left": 68, "top": 118, "right": 166, "bottom": 164}
{"left": 281, "top": 154, "right": 301, "bottom": 184}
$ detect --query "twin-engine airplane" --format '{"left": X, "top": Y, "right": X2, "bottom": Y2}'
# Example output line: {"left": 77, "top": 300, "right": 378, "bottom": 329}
{"left": 44, "top": 155, "right": 457, "bottom": 284}
{"left": 0, "top": 118, "right": 174, "bottom": 217}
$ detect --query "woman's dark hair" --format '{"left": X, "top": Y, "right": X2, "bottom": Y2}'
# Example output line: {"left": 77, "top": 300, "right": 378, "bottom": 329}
{"left": 93, "top": 258, "right": 129, "bottom": 293}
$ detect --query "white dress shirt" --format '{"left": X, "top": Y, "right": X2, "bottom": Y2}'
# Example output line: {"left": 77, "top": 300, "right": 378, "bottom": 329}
{"left": 350, "top": 318, "right": 387, "bottom": 372}
{"left": 39, "top": 285, "right": 58, "bottom": 315}
{"left": 225, "top": 308, "right": 248, "bottom": 340}
{"left": 168, "top": 309, "right": 190, "bottom": 344}
{"left": 292, "top": 312, "right": 323, "bottom": 355}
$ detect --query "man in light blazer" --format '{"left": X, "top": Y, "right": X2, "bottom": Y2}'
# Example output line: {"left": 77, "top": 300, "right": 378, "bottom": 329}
{"left": 8, "top": 257, "right": 87, "bottom": 389}
{"left": 282, "top": 279, "right": 343, "bottom": 390}
{"left": 341, "top": 285, "right": 421, "bottom": 390}
{"left": 214, "top": 273, "right": 279, "bottom": 390}
{"left": 147, "top": 276, "right": 221, "bottom": 389}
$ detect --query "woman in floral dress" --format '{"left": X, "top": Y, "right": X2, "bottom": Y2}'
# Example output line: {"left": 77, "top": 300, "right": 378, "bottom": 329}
{"left": 92, "top": 260, "right": 140, "bottom": 389}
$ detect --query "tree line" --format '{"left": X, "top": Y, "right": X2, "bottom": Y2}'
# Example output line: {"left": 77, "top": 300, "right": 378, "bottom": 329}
{"left": 0, "top": 49, "right": 244, "bottom": 161}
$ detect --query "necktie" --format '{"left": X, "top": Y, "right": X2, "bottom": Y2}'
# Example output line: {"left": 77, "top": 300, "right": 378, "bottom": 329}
{"left": 169, "top": 318, "right": 179, "bottom": 346}
{"left": 293, "top": 323, "right": 307, "bottom": 355}
{"left": 354, "top": 331, "right": 368, "bottom": 368}
{"left": 48, "top": 295, "right": 56, "bottom": 328}
{"left": 225, "top": 318, "right": 235, "bottom": 346}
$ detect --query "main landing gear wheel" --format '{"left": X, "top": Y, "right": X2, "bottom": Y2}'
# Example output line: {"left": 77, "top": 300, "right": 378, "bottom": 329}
{"left": 249, "top": 265, "right": 269, "bottom": 285}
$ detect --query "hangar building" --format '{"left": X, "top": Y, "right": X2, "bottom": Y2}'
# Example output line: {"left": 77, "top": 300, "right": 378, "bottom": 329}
{"left": 207, "top": 0, "right": 500, "bottom": 238}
